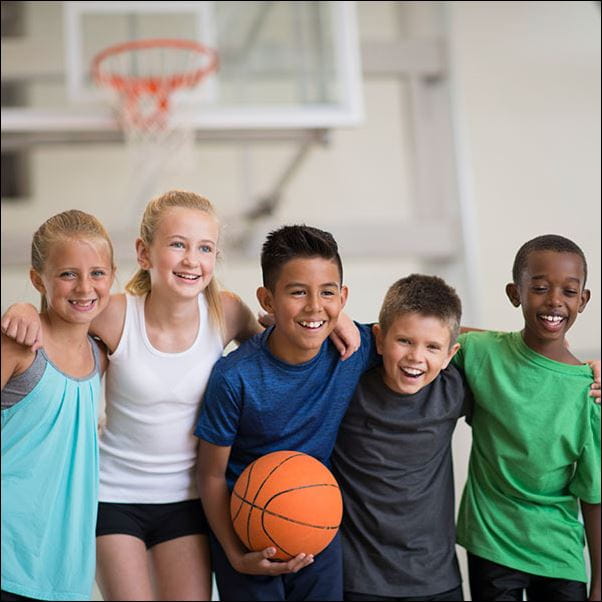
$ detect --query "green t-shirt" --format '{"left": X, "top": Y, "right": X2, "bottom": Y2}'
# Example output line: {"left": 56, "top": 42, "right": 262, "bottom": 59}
{"left": 454, "top": 331, "right": 600, "bottom": 582}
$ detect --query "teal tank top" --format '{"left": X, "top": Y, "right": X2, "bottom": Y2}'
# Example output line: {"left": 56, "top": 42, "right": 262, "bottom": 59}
{"left": 1, "top": 341, "right": 101, "bottom": 601}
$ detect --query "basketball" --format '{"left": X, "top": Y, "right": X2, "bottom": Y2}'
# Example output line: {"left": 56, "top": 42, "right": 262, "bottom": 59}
{"left": 230, "top": 450, "right": 343, "bottom": 561}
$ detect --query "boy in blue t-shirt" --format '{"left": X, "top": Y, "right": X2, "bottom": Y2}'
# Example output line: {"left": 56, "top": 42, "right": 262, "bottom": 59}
{"left": 194, "top": 225, "right": 379, "bottom": 601}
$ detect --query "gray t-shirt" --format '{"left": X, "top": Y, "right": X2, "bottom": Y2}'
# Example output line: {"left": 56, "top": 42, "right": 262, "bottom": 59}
{"left": 331, "top": 364, "right": 470, "bottom": 598}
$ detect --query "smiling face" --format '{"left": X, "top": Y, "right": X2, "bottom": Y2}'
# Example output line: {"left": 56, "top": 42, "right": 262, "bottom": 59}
{"left": 374, "top": 312, "right": 460, "bottom": 396}
{"left": 31, "top": 236, "right": 114, "bottom": 326}
{"left": 137, "top": 206, "right": 219, "bottom": 299}
{"left": 506, "top": 250, "right": 590, "bottom": 355}
{"left": 257, "top": 256, "right": 348, "bottom": 364}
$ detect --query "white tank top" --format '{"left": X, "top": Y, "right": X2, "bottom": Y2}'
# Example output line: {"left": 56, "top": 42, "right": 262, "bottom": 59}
{"left": 99, "top": 293, "right": 223, "bottom": 503}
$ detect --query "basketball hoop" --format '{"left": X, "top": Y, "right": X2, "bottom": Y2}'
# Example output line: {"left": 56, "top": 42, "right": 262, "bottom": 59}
{"left": 91, "top": 38, "right": 218, "bottom": 215}
{"left": 91, "top": 38, "right": 218, "bottom": 132}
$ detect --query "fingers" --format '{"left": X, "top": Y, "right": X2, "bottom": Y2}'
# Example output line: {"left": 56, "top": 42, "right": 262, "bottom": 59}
{"left": 246, "top": 548, "right": 314, "bottom": 575}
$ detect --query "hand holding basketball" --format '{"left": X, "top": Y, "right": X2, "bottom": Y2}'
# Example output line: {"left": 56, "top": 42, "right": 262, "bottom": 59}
{"left": 230, "top": 450, "right": 343, "bottom": 561}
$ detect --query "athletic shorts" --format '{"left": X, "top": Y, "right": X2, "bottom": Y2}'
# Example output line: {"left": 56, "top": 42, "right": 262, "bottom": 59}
{"left": 96, "top": 499, "right": 209, "bottom": 549}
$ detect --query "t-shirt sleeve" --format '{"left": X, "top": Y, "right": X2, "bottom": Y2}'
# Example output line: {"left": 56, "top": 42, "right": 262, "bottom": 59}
{"left": 194, "top": 361, "right": 241, "bottom": 447}
{"left": 569, "top": 400, "right": 601, "bottom": 504}
{"left": 357, "top": 322, "right": 380, "bottom": 370}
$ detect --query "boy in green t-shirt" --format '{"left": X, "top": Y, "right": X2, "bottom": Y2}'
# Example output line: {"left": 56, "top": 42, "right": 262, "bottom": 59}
{"left": 454, "top": 234, "right": 601, "bottom": 601}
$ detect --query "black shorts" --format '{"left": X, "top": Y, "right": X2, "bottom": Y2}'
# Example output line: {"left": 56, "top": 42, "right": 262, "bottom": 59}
{"left": 467, "top": 552, "right": 587, "bottom": 601}
{"left": 96, "top": 499, "right": 209, "bottom": 549}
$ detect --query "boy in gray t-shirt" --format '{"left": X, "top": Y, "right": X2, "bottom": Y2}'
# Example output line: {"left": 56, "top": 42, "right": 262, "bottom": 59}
{"left": 332, "top": 274, "right": 471, "bottom": 601}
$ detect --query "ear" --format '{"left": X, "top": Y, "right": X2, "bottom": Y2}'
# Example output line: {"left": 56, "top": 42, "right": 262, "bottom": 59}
{"left": 578, "top": 288, "right": 591, "bottom": 313}
{"left": 372, "top": 323, "right": 384, "bottom": 355}
{"left": 441, "top": 342, "right": 461, "bottom": 370}
{"left": 340, "top": 284, "right": 348, "bottom": 308}
{"left": 135, "top": 238, "right": 150, "bottom": 270}
{"left": 256, "top": 286, "right": 275, "bottom": 315}
{"left": 505, "top": 282, "right": 521, "bottom": 307}
{"left": 30, "top": 269, "right": 45, "bottom": 295}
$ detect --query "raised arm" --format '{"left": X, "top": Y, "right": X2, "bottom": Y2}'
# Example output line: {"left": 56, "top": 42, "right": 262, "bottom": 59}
{"left": 581, "top": 501, "right": 601, "bottom": 601}
{"left": 196, "top": 440, "right": 313, "bottom": 576}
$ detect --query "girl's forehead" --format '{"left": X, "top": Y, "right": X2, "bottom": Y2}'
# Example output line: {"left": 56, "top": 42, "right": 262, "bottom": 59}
{"left": 156, "top": 207, "right": 219, "bottom": 235}
{"left": 47, "top": 236, "right": 113, "bottom": 262}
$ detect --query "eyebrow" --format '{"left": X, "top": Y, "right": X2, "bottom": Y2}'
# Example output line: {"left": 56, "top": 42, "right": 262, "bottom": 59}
{"left": 167, "top": 235, "right": 216, "bottom": 243}
{"left": 284, "top": 281, "right": 340, "bottom": 289}
{"left": 530, "top": 274, "right": 582, "bottom": 283}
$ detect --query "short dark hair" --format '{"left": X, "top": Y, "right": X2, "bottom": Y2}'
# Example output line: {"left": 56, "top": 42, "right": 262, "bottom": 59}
{"left": 261, "top": 225, "right": 343, "bottom": 290}
{"left": 512, "top": 234, "right": 588, "bottom": 285}
{"left": 378, "top": 274, "right": 462, "bottom": 345}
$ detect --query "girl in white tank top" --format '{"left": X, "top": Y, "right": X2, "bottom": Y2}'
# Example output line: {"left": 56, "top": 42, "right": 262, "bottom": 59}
{"left": 99, "top": 291, "right": 223, "bottom": 503}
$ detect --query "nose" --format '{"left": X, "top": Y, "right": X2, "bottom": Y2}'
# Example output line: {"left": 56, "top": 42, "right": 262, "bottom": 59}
{"left": 182, "top": 249, "right": 200, "bottom": 267}
{"left": 406, "top": 345, "right": 424, "bottom": 364}
{"left": 304, "top": 292, "right": 322, "bottom": 313}
{"left": 75, "top": 275, "right": 93, "bottom": 294}
{"left": 546, "top": 287, "right": 563, "bottom": 307}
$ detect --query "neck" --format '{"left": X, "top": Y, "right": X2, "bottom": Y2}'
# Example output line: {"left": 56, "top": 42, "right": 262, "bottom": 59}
{"left": 520, "top": 329, "right": 579, "bottom": 364}
{"left": 144, "top": 290, "right": 200, "bottom": 327}
{"left": 266, "top": 328, "right": 321, "bottom": 365}
{"left": 40, "top": 313, "right": 90, "bottom": 348}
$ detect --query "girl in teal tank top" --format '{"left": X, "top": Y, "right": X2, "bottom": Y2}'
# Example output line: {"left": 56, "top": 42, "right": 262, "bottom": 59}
{"left": 1, "top": 210, "right": 115, "bottom": 601}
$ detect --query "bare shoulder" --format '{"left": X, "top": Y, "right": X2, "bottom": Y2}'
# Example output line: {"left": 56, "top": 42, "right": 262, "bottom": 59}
{"left": 90, "top": 293, "right": 127, "bottom": 353}
{"left": 1, "top": 333, "right": 36, "bottom": 388}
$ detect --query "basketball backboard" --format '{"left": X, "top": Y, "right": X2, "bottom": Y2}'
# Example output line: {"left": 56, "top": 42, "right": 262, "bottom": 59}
{"left": 1, "top": 1, "right": 363, "bottom": 136}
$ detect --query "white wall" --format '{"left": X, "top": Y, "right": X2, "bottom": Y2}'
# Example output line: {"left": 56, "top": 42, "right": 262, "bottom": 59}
{"left": 1, "top": 2, "right": 600, "bottom": 600}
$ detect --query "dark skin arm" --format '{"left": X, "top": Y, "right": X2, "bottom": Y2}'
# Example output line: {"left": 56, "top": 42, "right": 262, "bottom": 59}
{"left": 581, "top": 501, "right": 601, "bottom": 601}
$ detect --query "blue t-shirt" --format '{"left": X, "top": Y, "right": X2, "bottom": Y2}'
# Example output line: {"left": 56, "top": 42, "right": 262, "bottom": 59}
{"left": 195, "top": 323, "right": 378, "bottom": 489}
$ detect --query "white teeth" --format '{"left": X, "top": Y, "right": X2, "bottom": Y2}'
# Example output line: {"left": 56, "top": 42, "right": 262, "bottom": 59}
{"left": 69, "top": 300, "right": 94, "bottom": 306}
{"left": 175, "top": 272, "right": 200, "bottom": 280}
{"left": 300, "top": 320, "right": 324, "bottom": 329}
{"left": 402, "top": 367, "right": 424, "bottom": 376}
{"left": 541, "top": 315, "right": 563, "bottom": 323}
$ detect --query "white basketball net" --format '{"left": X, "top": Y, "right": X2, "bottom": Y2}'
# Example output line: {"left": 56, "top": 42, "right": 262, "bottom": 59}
{"left": 92, "top": 39, "right": 217, "bottom": 214}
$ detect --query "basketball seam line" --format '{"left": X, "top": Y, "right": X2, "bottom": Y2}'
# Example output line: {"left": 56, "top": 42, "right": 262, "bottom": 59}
{"left": 232, "top": 487, "right": 340, "bottom": 530}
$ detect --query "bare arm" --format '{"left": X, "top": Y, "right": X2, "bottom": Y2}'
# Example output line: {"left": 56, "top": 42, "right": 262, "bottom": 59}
{"left": 1, "top": 333, "right": 35, "bottom": 390}
{"left": 221, "top": 291, "right": 262, "bottom": 348}
{"left": 1, "top": 303, "right": 42, "bottom": 350}
{"left": 581, "top": 501, "right": 601, "bottom": 601}
{"left": 196, "top": 440, "right": 313, "bottom": 576}
{"left": 1, "top": 294, "right": 126, "bottom": 354}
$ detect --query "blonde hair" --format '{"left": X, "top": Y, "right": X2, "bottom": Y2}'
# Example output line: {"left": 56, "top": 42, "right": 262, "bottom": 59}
{"left": 125, "top": 189, "right": 224, "bottom": 335}
{"left": 31, "top": 209, "right": 115, "bottom": 312}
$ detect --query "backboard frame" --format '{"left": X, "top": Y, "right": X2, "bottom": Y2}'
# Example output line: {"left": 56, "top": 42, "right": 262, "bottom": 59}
{"left": 1, "top": 1, "right": 364, "bottom": 134}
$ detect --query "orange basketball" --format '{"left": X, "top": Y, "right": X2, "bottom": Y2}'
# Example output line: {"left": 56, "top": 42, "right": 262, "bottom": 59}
{"left": 230, "top": 450, "right": 343, "bottom": 561}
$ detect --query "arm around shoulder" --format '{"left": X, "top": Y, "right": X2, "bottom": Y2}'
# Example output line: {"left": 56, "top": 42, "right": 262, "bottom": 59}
{"left": 1, "top": 333, "right": 36, "bottom": 390}
{"left": 220, "top": 290, "right": 262, "bottom": 348}
{"left": 89, "top": 293, "right": 127, "bottom": 353}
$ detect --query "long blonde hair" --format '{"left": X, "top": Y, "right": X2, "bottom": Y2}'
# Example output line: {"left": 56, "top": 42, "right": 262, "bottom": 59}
{"left": 125, "top": 190, "right": 224, "bottom": 335}
{"left": 31, "top": 209, "right": 115, "bottom": 312}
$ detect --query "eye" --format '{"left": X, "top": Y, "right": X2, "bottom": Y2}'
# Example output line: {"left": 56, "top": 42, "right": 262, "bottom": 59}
{"left": 427, "top": 344, "right": 442, "bottom": 352}
{"left": 397, "top": 338, "right": 410, "bottom": 345}
{"left": 531, "top": 286, "right": 547, "bottom": 293}
{"left": 291, "top": 290, "right": 306, "bottom": 296}
{"left": 200, "top": 244, "right": 214, "bottom": 253}
{"left": 321, "top": 290, "right": 335, "bottom": 297}
{"left": 564, "top": 289, "right": 578, "bottom": 296}
{"left": 91, "top": 269, "right": 108, "bottom": 278}
{"left": 170, "top": 241, "right": 185, "bottom": 249}
{"left": 59, "top": 271, "right": 77, "bottom": 279}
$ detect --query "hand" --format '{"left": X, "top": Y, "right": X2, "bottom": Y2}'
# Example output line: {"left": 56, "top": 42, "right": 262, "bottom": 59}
{"left": 233, "top": 547, "right": 314, "bottom": 576}
{"left": 1, "top": 305, "right": 43, "bottom": 351}
{"left": 258, "top": 312, "right": 275, "bottom": 329}
{"left": 330, "top": 312, "right": 361, "bottom": 361}
{"left": 585, "top": 360, "right": 601, "bottom": 404}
